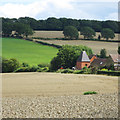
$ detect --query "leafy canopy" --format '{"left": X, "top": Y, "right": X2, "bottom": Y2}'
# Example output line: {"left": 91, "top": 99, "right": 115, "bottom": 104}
{"left": 100, "top": 48, "right": 107, "bottom": 58}
{"left": 50, "top": 45, "right": 93, "bottom": 71}
{"left": 80, "top": 26, "right": 96, "bottom": 39}
{"left": 101, "top": 28, "right": 115, "bottom": 40}
{"left": 118, "top": 46, "right": 120, "bottom": 54}
{"left": 63, "top": 26, "right": 79, "bottom": 40}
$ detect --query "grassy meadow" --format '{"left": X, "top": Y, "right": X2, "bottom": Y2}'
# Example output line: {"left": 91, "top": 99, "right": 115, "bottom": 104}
{"left": 2, "top": 38, "right": 58, "bottom": 65}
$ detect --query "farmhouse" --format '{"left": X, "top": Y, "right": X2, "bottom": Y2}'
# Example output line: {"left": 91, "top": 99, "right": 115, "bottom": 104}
{"left": 76, "top": 51, "right": 120, "bottom": 70}
{"left": 109, "top": 54, "right": 120, "bottom": 70}
{"left": 90, "top": 58, "right": 111, "bottom": 69}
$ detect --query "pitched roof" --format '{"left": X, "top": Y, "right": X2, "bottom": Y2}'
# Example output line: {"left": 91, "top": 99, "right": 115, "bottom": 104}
{"left": 90, "top": 58, "right": 111, "bottom": 67}
{"left": 77, "top": 51, "right": 90, "bottom": 62}
{"left": 109, "top": 54, "right": 120, "bottom": 63}
{"left": 89, "top": 54, "right": 96, "bottom": 59}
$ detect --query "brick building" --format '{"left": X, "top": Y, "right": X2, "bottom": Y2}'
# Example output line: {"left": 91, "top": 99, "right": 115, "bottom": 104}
{"left": 76, "top": 51, "right": 90, "bottom": 70}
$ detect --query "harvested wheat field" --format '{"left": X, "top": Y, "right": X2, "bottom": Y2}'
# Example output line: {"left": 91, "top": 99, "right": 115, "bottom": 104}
{"left": 2, "top": 72, "right": 118, "bottom": 118}
{"left": 35, "top": 39, "right": 118, "bottom": 55}
{"left": 31, "top": 31, "right": 119, "bottom": 41}
{"left": 31, "top": 31, "right": 119, "bottom": 55}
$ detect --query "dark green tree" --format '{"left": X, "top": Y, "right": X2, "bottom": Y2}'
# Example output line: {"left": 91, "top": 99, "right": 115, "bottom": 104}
{"left": 98, "top": 35, "right": 101, "bottom": 40}
{"left": 100, "top": 48, "right": 107, "bottom": 58}
{"left": 46, "top": 17, "right": 62, "bottom": 30}
{"left": 14, "top": 23, "right": 33, "bottom": 38}
{"left": 63, "top": 26, "right": 79, "bottom": 39}
{"left": 50, "top": 45, "right": 93, "bottom": 71}
{"left": 23, "top": 25, "right": 34, "bottom": 38}
{"left": 91, "top": 20, "right": 102, "bottom": 32}
{"left": 2, "top": 58, "right": 20, "bottom": 73}
{"left": 18, "top": 17, "right": 38, "bottom": 30}
{"left": 80, "top": 27, "right": 96, "bottom": 39}
{"left": 118, "top": 46, "right": 120, "bottom": 54}
{"left": 101, "top": 28, "right": 115, "bottom": 40}
{"left": 79, "top": 20, "right": 92, "bottom": 29}
{"left": 102, "top": 20, "right": 118, "bottom": 33}
{"left": 2, "top": 23, "right": 13, "bottom": 37}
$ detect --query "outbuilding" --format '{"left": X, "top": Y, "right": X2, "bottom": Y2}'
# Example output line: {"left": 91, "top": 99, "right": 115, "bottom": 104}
{"left": 76, "top": 51, "right": 90, "bottom": 70}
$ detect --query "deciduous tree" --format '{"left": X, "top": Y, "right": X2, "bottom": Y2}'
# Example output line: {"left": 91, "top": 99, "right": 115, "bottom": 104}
{"left": 63, "top": 26, "right": 79, "bottom": 39}
{"left": 101, "top": 28, "right": 115, "bottom": 40}
{"left": 80, "top": 27, "right": 96, "bottom": 39}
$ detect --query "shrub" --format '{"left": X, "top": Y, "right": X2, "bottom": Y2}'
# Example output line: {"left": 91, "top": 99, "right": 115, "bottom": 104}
{"left": 37, "top": 67, "right": 49, "bottom": 72}
{"left": 97, "top": 71, "right": 120, "bottom": 76}
{"left": 42, "top": 67, "right": 49, "bottom": 72}
{"left": 14, "top": 67, "right": 31, "bottom": 72}
{"left": 30, "top": 66, "right": 39, "bottom": 72}
{"left": 2, "top": 58, "right": 20, "bottom": 73}
{"left": 100, "top": 68, "right": 108, "bottom": 71}
{"left": 82, "top": 66, "right": 88, "bottom": 72}
{"left": 81, "top": 67, "right": 92, "bottom": 74}
{"left": 73, "top": 70, "right": 84, "bottom": 74}
{"left": 91, "top": 67, "right": 98, "bottom": 74}
{"left": 61, "top": 69, "right": 74, "bottom": 73}
{"left": 83, "top": 91, "right": 97, "bottom": 95}
{"left": 38, "top": 63, "right": 50, "bottom": 68}
{"left": 22, "top": 62, "right": 29, "bottom": 67}
{"left": 15, "top": 66, "right": 39, "bottom": 72}
{"left": 57, "top": 69, "right": 74, "bottom": 73}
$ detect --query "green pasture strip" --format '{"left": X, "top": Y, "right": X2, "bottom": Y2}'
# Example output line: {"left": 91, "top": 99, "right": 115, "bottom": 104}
{"left": 2, "top": 38, "right": 58, "bottom": 65}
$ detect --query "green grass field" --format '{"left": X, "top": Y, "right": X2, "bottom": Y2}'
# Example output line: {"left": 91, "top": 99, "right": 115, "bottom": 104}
{"left": 2, "top": 38, "right": 58, "bottom": 65}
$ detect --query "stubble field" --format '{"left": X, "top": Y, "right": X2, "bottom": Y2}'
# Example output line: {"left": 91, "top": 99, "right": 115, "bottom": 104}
{"left": 31, "top": 31, "right": 119, "bottom": 55}
{"left": 2, "top": 73, "right": 118, "bottom": 118}
{"left": 31, "top": 31, "right": 119, "bottom": 40}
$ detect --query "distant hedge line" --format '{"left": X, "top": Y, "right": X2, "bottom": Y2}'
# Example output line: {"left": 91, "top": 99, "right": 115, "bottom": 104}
{"left": 33, "top": 37, "right": 120, "bottom": 43}
{"left": 25, "top": 38, "right": 62, "bottom": 48}
{"left": 35, "top": 41, "right": 62, "bottom": 48}
{"left": 1, "top": 57, "right": 120, "bottom": 76}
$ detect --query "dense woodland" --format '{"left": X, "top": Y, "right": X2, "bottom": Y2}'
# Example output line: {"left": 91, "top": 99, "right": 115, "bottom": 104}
{"left": 2, "top": 17, "right": 119, "bottom": 33}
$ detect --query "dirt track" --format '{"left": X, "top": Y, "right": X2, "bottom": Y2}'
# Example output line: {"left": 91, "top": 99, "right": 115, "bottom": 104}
{"left": 2, "top": 72, "right": 118, "bottom": 97}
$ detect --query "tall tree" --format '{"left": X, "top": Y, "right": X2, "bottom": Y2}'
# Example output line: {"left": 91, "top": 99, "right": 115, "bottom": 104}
{"left": 118, "top": 46, "right": 120, "bottom": 54}
{"left": 80, "top": 27, "right": 96, "bottom": 39}
{"left": 100, "top": 48, "right": 107, "bottom": 58}
{"left": 101, "top": 28, "right": 115, "bottom": 40}
{"left": 2, "top": 23, "right": 13, "bottom": 37}
{"left": 46, "top": 17, "right": 62, "bottom": 30}
{"left": 63, "top": 26, "right": 79, "bottom": 39}
{"left": 23, "top": 25, "right": 34, "bottom": 38}
{"left": 13, "top": 23, "right": 33, "bottom": 38}
{"left": 102, "top": 21, "right": 118, "bottom": 33}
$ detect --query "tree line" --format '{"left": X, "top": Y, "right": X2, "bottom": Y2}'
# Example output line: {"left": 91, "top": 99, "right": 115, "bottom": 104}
{"left": 2, "top": 17, "right": 119, "bottom": 32}
{"left": 63, "top": 26, "right": 115, "bottom": 40}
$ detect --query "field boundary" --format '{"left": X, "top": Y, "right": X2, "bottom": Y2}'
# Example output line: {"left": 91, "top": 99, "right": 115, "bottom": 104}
{"left": 32, "top": 37, "right": 120, "bottom": 43}
{"left": 25, "top": 38, "right": 62, "bottom": 49}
